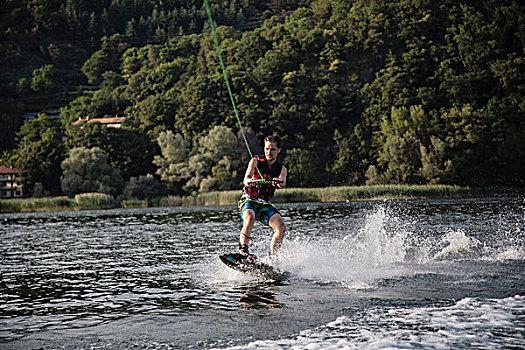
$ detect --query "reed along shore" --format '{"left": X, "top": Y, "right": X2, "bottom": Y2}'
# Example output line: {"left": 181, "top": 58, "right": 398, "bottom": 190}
{"left": 1, "top": 185, "right": 475, "bottom": 213}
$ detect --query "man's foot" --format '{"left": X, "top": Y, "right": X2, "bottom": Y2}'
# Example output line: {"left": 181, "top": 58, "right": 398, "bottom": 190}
{"left": 238, "top": 243, "right": 257, "bottom": 260}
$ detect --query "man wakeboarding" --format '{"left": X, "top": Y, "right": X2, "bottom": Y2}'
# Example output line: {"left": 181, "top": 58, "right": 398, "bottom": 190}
{"left": 237, "top": 135, "right": 288, "bottom": 259}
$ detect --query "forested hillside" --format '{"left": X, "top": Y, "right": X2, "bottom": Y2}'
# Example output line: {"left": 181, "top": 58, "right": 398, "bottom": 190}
{"left": 1, "top": 0, "right": 524, "bottom": 198}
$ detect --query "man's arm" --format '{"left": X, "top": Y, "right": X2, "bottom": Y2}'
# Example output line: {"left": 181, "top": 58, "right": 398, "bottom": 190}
{"left": 275, "top": 165, "right": 287, "bottom": 188}
{"left": 243, "top": 158, "right": 257, "bottom": 187}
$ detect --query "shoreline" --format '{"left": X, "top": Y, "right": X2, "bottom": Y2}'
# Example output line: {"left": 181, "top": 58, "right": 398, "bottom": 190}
{"left": 0, "top": 184, "right": 521, "bottom": 214}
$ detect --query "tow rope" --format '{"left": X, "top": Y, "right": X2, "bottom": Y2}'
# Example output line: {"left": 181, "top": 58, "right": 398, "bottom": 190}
{"left": 204, "top": 0, "right": 271, "bottom": 182}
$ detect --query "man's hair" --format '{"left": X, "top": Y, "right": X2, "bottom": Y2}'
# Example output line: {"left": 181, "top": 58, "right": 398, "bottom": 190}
{"left": 264, "top": 135, "right": 282, "bottom": 149}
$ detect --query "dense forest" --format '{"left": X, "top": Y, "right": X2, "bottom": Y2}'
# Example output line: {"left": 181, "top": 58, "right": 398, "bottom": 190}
{"left": 1, "top": 0, "right": 524, "bottom": 199}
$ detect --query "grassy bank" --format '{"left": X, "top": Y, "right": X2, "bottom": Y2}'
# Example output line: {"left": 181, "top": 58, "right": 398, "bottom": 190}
{"left": 0, "top": 185, "right": 472, "bottom": 213}
{"left": 161, "top": 184, "right": 473, "bottom": 206}
{"left": 0, "top": 193, "right": 116, "bottom": 213}
{"left": 194, "top": 184, "right": 471, "bottom": 206}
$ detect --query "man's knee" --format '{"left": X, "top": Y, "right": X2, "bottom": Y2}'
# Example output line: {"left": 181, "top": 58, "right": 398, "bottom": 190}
{"left": 243, "top": 209, "right": 255, "bottom": 224}
{"left": 276, "top": 221, "right": 285, "bottom": 233}
{"left": 270, "top": 215, "right": 285, "bottom": 234}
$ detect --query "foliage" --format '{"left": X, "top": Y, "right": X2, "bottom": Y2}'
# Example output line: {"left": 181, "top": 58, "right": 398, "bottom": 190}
{"left": 7, "top": 115, "right": 66, "bottom": 196}
{"left": 65, "top": 123, "right": 157, "bottom": 180}
{"left": 122, "top": 174, "right": 165, "bottom": 200}
{"left": 121, "top": 199, "right": 148, "bottom": 208}
{"left": 0, "top": 197, "right": 76, "bottom": 213}
{"left": 153, "top": 130, "right": 192, "bottom": 192}
{"left": 196, "top": 125, "right": 242, "bottom": 191}
{"left": 154, "top": 125, "right": 242, "bottom": 194}
{"left": 31, "top": 64, "right": 60, "bottom": 94}
{"left": 191, "top": 183, "right": 472, "bottom": 206}
{"left": 0, "top": 193, "right": 120, "bottom": 213}
{"left": 283, "top": 148, "right": 323, "bottom": 187}
{"left": 2, "top": 0, "right": 525, "bottom": 198}
{"left": 74, "top": 192, "right": 117, "bottom": 209}
{"left": 61, "top": 147, "right": 124, "bottom": 197}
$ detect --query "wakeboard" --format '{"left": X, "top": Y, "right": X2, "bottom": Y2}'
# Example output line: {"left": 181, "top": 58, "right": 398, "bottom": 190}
{"left": 219, "top": 253, "right": 289, "bottom": 280}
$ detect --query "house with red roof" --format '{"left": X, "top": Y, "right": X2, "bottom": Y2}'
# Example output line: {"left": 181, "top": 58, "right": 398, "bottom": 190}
{"left": 71, "top": 116, "right": 128, "bottom": 128}
{"left": 0, "top": 166, "right": 23, "bottom": 199}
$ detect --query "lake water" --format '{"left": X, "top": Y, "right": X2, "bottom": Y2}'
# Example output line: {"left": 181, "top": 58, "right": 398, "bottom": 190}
{"left": 1, "top": 197, "right": 524, "bottom": 349}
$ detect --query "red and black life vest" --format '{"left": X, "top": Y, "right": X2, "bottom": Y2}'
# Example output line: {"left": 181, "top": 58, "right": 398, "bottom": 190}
{"left": 243, "top": 156, "right": 283, "bottom": 201}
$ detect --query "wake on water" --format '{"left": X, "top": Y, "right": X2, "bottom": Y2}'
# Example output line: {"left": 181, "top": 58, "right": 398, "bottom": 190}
{"left": 218, "top": 295, "right": 525, "bottom": 350}
{"left": 204, "top": 203, "right": 524, "bottom": 288}
{"left": 202, "top": 202, "right": 524, "bottom": 349}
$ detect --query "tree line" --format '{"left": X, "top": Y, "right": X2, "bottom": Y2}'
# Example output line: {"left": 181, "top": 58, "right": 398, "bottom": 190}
{"left": 1, "top": 0, "right": 524, "bottom": 199}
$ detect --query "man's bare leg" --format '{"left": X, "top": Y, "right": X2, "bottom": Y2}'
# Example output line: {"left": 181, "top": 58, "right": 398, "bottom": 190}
{"left": 240, "top": 209, "right": 255, "bottom": 246}
{"left": 269, "top": 213, "right": 286, "bottom": 255}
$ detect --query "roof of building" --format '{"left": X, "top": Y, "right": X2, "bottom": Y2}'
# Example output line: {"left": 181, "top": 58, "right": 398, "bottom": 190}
{"left": 0, "top": 166, "right": 19, "bottom": 174}
{"left": 71, "top": 116, "right": 127, "bottom": 126}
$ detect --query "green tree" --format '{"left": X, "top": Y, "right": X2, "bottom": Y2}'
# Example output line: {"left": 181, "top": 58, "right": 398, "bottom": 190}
{"left": 134, "top": 93, "right": 175, "bottom": 136}
{"left": 196, "top": 125, "right": 241, "bottom": 192}
{"left": 61, "top": 95, "right": 92, "bottom": 125}
{"left": 122, "top": 174, "right": 165, "bottom": 200}
{"left": 330, "top": 129, "right": 362, "bottom": 185}
{"left": 61, "top": 147, "right": 124, "bottom": 197}
{"left": 379, "top": 132, "right": 422, "bottom": 184}
{"left": 31, "top": 64, "right": 59, "bottom": 94}
{"left": 121, "top": 46, "right": 150, "bottom": 80}
{"left": 371, "top": 105, "right": 448, "bottom": 184}
{"left": 184, "top": 153, "right": 210, "bottom": 194}
{"left": 16, "top": 77, "right": 31, "bottom": 95}
{"left": 419, "top": 136, "right": 451, "bottom": 184}
{"left": 4, "top": 0, "right": 521, "bottom": 190}
{"left": 440, "top": 104, "right": 494, "bottom": 185}
{"left": 173, "top": 74, "right": 231, "bottom": 140}
{"left": 439, "top": 3, "right": 498, "bottom": 106}
{"left": 153, "top": 126, "right": 242, "bottom": 194}
{"left": 82, "top": 50, "right": 112, "bottom": 85}
{"left": 284, "top": 148, "right": 323, "bottom": 187}
{"left": 153, "top": 130, "right": 192, "bottom": 193}
{"left": 65, "top": 123, "right": 157, "bottom": 180}
{"left": 82, "top": 34, "right": 129, "bottom": 85}
{"left": 9, "top": 115, "right": 65, "bottom": 196}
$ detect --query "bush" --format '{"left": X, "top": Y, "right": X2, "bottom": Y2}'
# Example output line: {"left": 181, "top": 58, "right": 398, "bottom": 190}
{"left": 121, "top": 199, "right": 148, "bottom": 208}
{"left": 74, "top": 193, "right": 116, "bottom": 209}
{"left": 122, "top": 174, "right": 164, "bottom": 200}
{"left": 0, "top": 197, "right": 75, "bottom": 213}
{"left": 61, "top": 147, "right": 124, "bottom": 197}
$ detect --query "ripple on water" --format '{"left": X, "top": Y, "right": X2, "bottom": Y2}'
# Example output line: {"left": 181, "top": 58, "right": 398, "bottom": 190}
{"left": 1, "top": 200, "right": 524, "bottom": 346}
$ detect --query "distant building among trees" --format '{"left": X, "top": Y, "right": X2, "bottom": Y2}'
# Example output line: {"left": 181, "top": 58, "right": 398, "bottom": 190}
{"left": 0, "top": 166, "right": 23, "bottom": 198}
{"left": 72, "top": 116, "right": 128, "bottom": 128}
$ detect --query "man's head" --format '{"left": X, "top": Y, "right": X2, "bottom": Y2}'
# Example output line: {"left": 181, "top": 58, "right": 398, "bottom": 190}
{"left": 263, "top": 135, "right": 281, "bottom": 163}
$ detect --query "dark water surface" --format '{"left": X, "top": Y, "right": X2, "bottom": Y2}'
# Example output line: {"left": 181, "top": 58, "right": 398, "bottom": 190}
{"left": 1, "top": 198, "right": 524, "bottom": 349}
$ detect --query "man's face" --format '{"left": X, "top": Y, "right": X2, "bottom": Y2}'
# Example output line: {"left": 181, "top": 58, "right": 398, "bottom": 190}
{"left": 264, "top": 141, "right": 280, "bottom": 162}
